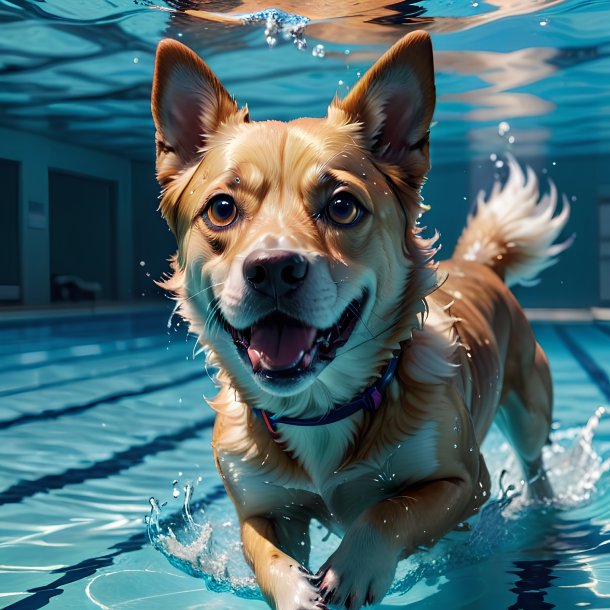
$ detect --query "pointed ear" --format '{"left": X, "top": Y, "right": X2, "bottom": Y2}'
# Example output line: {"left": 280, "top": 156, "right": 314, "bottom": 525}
{"left": 151, "top": 39, "right": 245, "bottom": 184}
{"left": 335, "top": 30, "right": 435, "bottom": 186}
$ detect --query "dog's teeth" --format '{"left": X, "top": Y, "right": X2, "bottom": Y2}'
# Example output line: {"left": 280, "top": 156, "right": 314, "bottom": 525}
{"left": 247, "top": 347, "right": 262, "bottom": 372}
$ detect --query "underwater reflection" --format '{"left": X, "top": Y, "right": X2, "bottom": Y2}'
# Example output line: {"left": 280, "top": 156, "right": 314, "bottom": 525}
{"left": 163, "top": 0, "right": 569, "bottom": 46}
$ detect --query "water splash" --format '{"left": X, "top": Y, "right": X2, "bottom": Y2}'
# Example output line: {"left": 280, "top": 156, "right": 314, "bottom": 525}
{"left": 148, "top": 408, "right": 610, "bottom": 601}
{"left": 240, "top": 8, "right": 309, "bottom": 50}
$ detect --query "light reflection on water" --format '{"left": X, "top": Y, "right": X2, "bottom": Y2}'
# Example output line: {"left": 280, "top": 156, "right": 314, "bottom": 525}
{"left": 0, "top": 0, "right": 608, "bottom": 162}
{"left": 148, "top": 407, "right": 610, "bottom": 607}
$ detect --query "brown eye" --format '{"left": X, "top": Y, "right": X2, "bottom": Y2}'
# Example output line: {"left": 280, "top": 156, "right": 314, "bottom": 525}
{"left": 325, "top": 193, "right": 364, "bottom": 227}
{"left": 204, "top": 195, "right": 238, "bottom": 229}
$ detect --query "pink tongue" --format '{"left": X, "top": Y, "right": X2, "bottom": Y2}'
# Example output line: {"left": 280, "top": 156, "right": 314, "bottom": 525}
{"left": 247, "top": 317, "right": 318, "bottom": 371}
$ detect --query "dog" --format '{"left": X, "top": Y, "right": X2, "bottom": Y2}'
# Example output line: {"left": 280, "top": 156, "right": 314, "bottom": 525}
{"left": 151, "top": 30, "right": 569, "bottom": 610}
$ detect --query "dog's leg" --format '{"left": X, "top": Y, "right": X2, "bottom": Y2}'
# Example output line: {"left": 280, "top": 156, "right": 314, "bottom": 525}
{"left": 241, "top": 516, "right": 325, "bottom": 610}
{"left": 318, "top": 473, "right": 485, "bottom": 609}
{"left": 497, "top": 340, "right": 554, "bottom": 501}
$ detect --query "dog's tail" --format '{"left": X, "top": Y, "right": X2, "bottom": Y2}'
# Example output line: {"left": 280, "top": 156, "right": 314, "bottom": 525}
{"left": 452, "top": 155, "right": 573, "bottom": 287}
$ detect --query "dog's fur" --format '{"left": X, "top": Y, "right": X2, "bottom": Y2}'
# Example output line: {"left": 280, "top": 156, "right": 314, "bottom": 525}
{"left": 151, "top": 31, "right": 569, "bottom": 610}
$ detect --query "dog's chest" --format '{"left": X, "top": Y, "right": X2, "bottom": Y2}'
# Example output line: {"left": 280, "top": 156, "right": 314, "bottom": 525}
{"left": 285, "top": 421, "right": 440, "bottom": 525}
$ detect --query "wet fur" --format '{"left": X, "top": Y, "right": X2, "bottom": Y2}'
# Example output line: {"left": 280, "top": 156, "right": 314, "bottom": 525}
{"left": 152, "top": 31, "right": 568, "bottom": 610}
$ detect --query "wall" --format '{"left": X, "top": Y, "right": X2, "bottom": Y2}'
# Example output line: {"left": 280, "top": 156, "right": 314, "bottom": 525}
{"left": 0, "top": 159, "right": 20, "bottom": 300}
{"left": 131, "top": 160, "right": 176, "bottom": 300}
{"left": 0, "top": 127, "right": 132, "bottom": 305}
{"left": 0, "top": 125, "right": 606, "bottom": 309}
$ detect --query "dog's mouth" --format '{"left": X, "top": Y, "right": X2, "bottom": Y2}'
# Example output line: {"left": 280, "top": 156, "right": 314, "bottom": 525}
{"left": 225, "top": 296, "right": 365, "bottom": 382}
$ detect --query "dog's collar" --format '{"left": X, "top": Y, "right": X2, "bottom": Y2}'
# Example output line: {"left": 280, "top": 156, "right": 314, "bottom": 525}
{"left": 252, "top": 354, "right": 400, "bottom": 437}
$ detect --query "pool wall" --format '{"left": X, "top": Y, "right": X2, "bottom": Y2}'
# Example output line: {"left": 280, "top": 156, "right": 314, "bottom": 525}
{"left": 0, "top": 124, "right": 608, "bottom": 310}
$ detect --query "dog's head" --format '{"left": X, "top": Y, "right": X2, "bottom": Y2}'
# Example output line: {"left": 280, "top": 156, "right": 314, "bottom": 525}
{"left": 152, "top": 32, "right": 437, "bottom": 416}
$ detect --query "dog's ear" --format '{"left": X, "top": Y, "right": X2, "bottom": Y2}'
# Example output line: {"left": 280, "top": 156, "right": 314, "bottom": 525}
{"left": 151, "top": 39, "right": 244, "bottom": 185}
{"left": 334, "top": 30, "right": 435, "bottom": 186}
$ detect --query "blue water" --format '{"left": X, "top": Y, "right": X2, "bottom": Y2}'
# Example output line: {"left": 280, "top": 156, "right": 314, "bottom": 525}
{"left": 1, "top": 0, "right": 610, "bottom": 607}
{"left": 0, "top": 0, "right": 609, "bottom": 163}
{"left": 0, "top": 311, "right": 609, "bottom": 608}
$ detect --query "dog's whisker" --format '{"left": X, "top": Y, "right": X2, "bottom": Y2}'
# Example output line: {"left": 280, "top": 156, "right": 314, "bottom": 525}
{"left": 338, "top": 318, "right": 403, "bottom": 358}
{"left": 184, "top": 281, "right": 225, "bottom": 304}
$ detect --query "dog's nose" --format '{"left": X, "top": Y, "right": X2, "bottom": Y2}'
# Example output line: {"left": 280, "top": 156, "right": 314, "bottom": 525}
{"left": 243, "top": 250, "right": 309, "bottom": 298}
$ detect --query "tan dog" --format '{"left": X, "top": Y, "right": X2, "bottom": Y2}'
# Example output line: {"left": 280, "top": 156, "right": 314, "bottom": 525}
{"left": 151, "top": 31, "right": 569, "bottom": 610}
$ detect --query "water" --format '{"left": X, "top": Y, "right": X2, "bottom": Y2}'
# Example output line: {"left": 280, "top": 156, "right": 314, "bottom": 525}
{"left": 0, "top": 313, "right": 609, "bottom": 609}
{"left": 1, "top": 0, "right": 609, "bottom": 607}
{"left": 0, "top": 1, "right": 609, "bottom": 163}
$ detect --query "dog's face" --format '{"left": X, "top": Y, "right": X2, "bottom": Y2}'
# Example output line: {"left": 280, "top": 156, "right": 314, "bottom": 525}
{"left": 152, "top": 32, "right": 435, "bottom": 407}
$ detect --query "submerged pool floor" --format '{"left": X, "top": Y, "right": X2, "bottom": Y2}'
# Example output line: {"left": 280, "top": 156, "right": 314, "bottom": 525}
{"left": 1, "top": 310, "right": 610, "bottom": 609}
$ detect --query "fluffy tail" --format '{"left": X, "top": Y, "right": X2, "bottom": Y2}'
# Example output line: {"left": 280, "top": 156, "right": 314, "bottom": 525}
{"left": 452, "top": 155, "right": 573, "bottom": 287}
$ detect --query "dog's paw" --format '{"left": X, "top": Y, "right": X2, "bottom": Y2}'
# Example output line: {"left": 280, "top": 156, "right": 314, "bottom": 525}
{"left": 317, "top": 541, "right": 398, "bottom": 609}
{"left": 273, "top": 564, "right": 327, "bottom": 610}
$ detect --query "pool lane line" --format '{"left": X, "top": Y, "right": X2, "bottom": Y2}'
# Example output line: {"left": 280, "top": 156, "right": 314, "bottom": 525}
{"left": 0, "top": 349, "right": 193, "bottom": 398}
{"left": 0, "top": 334, "right": 170, "bottom": 374}
{"left": 2, "top": 482, "right": 227, "bottom": 610}
{"left": 0, "top": 366, "right": 207, "bottom": 431}
{"left": 0, "top": 414, "right": 215, "bottom": 507}
{"left": 554, "top": 325, "right": 610, "bottom": 402}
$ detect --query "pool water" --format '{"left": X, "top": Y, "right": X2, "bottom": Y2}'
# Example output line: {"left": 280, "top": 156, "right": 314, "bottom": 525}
{"left": 1, "top": 0, "right": 610, "bottom": 607}
{"left": 1, "top": 311, "right": 610, "bottom": 609}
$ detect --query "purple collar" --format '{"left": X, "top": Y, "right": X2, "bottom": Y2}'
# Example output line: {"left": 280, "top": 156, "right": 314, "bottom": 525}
{"left": 252, "top": 355, "right": 399, "bottom": 437}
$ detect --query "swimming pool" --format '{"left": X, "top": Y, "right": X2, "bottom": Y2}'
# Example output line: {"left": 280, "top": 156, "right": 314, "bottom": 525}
{"left": 1, "top": 310, "right": 609, "bottom": 609}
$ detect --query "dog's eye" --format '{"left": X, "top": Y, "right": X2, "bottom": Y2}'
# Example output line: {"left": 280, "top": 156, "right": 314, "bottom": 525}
{"left": 325, "top": 194, "right": 364, "bottom": 227}
{"left": 204, "top": 195, "right": 238, "bottom": 229}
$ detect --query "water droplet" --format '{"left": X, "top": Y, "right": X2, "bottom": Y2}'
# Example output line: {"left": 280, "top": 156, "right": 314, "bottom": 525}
{"left": 508, "top": 135, "right": 515, "bottom": 144}
{"left": 495, "top": 160, "right": 504, "bottom": 168}
{"left": 489, "top": 153, "right": 497, "bottom": 162}
{"left": 539, "top": 18, "right": 549, "bottom": 26}
{"left": 344, "top": 49, "right": 351, "bottom": 55}
{"left": 312, "top": 44, "right": 326, "bottom": 58}
{"left": 133, "top": 56, "right": 139, "bottom": 64}
{"left": 498, "top": 121, "right": 510, "bottom": 136}
{"left": 139, "top": 260, "right": 146, "bottom": 267}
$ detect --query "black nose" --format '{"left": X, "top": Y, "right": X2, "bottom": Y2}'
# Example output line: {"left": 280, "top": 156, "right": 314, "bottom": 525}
{"left": 243, "top": 250, "right": 309, "bottom": 298}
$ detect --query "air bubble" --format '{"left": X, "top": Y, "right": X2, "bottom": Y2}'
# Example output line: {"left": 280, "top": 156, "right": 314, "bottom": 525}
{"left": 312, "top": 43, "right": 325, "bottom": 58}
{"left": 498, "top": 121, "right": 510, "bottom": 136}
